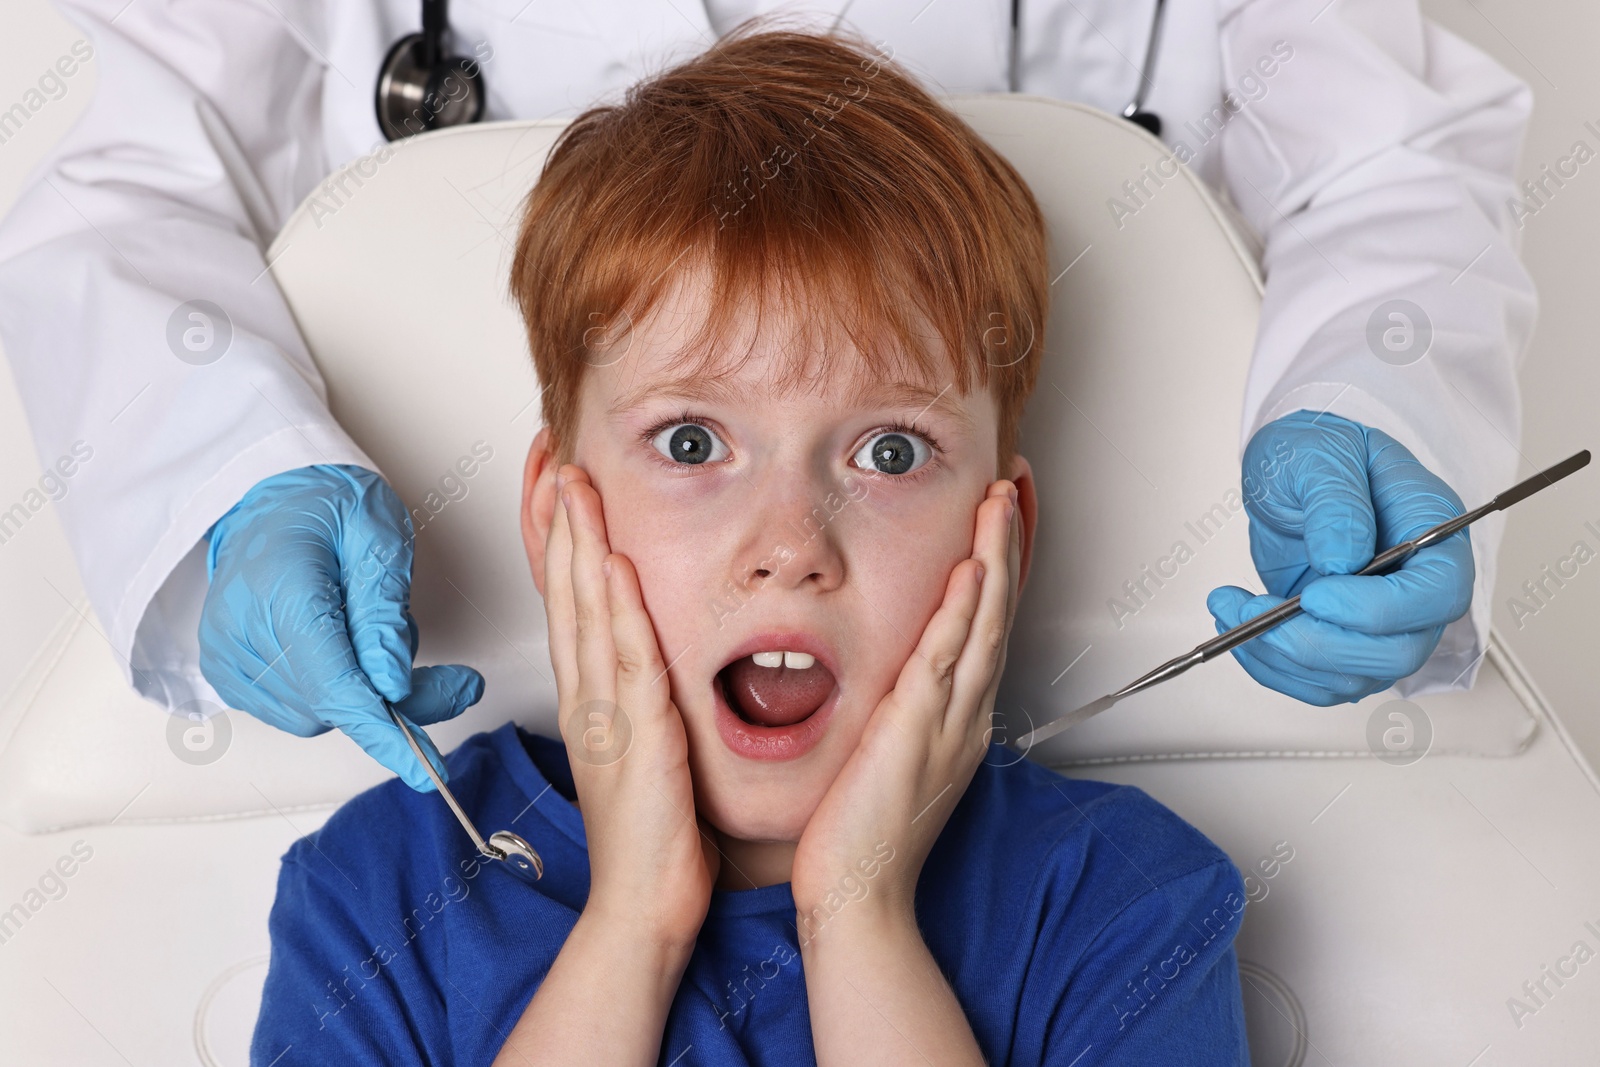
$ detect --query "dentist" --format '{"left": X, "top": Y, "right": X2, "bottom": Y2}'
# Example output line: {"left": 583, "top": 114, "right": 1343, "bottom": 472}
{"left": 0, "top": 0, "right": 1534, "bottom": 788}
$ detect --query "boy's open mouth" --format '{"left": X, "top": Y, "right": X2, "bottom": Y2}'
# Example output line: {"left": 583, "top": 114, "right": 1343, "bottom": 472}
{"left": 716, "top": 652, "right": 837, "bottom": 728}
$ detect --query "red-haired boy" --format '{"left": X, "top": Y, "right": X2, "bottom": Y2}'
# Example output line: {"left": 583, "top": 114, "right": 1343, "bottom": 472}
{"left": 254, "top": 25, "right": 1249, "bottom": 1066}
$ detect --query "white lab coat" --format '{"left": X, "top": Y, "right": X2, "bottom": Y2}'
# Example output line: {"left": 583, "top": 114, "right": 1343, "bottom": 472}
{"left": 0, "top": 0, "right": 1534, "bottom": 712}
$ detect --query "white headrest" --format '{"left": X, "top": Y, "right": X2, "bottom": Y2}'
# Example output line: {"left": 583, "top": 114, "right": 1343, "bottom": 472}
{"left": 0, "top": 97, "right": 1534, "bottom": 832}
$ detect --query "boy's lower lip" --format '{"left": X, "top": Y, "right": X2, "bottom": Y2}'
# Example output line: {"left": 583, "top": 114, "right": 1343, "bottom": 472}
{"left": 712, "top": 673, "right": 838, "bottom": 761}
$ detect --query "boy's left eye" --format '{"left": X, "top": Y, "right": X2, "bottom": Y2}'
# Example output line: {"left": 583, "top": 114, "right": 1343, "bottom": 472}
{"left": 853, "top": 431, "right": 932, "bottom": 477}
{"left": 648, "top": 422, "right": 731, "bottom": 465}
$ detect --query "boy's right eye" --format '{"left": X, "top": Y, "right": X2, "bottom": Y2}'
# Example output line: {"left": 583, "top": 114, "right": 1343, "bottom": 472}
{"left": 648, "top": 422, "right": 731, "bottom": 466}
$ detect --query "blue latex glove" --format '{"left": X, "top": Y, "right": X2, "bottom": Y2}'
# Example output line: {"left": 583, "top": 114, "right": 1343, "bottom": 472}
{"left": 1206, "top": 410, "right": 1475, "bottom": 705}
{"left": 199, "top": 464, "right": 484, "bottom": 790}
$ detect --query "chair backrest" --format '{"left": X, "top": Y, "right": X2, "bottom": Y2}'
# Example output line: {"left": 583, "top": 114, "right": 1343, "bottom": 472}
{"left": 0, "top": 97, "right": 1534, "bottom": 832}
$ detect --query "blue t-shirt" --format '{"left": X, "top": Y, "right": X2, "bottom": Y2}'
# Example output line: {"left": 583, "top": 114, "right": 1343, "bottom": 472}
{"left": 251, "top": 723, "right": 1249, "bottom": 1065}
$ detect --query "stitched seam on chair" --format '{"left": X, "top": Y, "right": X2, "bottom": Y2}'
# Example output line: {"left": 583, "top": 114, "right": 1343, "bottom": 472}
{"left": 1489, "top": 634, "right": 1600, "bottom": 792}
{"left": 18, "top": 801, "right": 343, "bottom": 836}
{"left": 0, "top": 602, "right": 85, "bottom": 759}
{"left": 194, "top": 953, "right": 272, "bottom": 1067}
{"left": 1048, "top": 746, "right": 1532, "bottom": 767}
{"left": 1488, "top": 637, "right": 1546, "bottom": 739}
{"left": 1045, "top": 634, "right": 1542, "bottom": 769}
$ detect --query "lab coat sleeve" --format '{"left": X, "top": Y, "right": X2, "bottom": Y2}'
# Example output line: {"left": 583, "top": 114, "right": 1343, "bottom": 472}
{"left": 0, "top": 0, "right": 378, "bottom": 711}
{"left": 1215, "top": 0, "right": 1538, "bottom": 695}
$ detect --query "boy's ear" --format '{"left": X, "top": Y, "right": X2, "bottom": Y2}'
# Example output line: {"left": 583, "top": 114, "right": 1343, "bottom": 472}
{"left": 1006, "top": 453, "right": 1038, "bottom": 596}
{"left": 522, "top": 427, "right": 560, "bottom": 597}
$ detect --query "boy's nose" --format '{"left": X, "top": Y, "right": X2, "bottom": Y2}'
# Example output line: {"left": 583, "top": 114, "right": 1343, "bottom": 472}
{"left": 735, "top": 483, "right": 850, "bottom": 594}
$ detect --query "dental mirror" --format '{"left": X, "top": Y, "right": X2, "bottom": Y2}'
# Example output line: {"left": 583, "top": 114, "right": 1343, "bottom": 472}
{"left": 384, "top": 702, "right": 544, "bottom": 884}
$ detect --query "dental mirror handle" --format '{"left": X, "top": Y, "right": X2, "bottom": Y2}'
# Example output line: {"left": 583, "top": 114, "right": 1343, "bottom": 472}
{"left": 384, "top": 701, "right": 544, "bottom": 879}
{"left": 1020, "top": 448, "right": 1591, "bottom": 747}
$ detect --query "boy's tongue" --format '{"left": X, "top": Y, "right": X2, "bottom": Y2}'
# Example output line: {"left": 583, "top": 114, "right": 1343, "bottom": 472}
{"left": 722, "top": 655, "right": 835, "bottom": 727}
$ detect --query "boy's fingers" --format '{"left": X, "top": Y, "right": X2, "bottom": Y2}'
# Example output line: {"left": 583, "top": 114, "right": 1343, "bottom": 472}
{"left": 545, "top": 471, "right": 578, "bottom": 698}
{"left": 950, "top": 492, "right": 1015, "bottom": 731}
{"left": 565, "top": 478, "right": 618, "bottom": 710}
{"left": 892, "top": 555, "right": 985, "bottom": 731}
{"left": 606, "top": 552, "right": 669, "bottom": 724}
{"left": 984, "top": 490, "right": 1024, "bottom": 708}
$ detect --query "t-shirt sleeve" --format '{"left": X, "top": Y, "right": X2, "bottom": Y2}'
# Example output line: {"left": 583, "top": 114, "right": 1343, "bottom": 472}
{"left": 250, "top": 843, "right": 449, "bottom": 1067}
{"left": 1040, "top": 858, "right": 1250, "bottom": 1066}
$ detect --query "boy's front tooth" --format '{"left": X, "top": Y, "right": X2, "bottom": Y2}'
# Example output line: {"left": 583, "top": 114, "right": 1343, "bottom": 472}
{"left": 783, "top": 651, "right": 815, "bottom": 670}
{"left": 752, "top": 650, "right": 785, "bottom": 668}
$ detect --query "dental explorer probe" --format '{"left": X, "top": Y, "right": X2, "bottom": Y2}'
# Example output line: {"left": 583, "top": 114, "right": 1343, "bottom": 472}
{"left": 385, "top": 701, "right": 545, "bottom": 884}
{"left": 1016, "top": 449, "right": 1592, "bottom": 749}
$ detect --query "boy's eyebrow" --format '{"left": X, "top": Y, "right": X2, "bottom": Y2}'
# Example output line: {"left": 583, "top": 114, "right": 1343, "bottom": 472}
{"left": 608, "top": 377, "right": 974, "bottom": 431}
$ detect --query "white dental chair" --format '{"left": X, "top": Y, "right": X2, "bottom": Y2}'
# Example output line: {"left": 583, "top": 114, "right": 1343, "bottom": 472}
{"left": 2, "top": 96, "right": 1598, "bottom": 1066}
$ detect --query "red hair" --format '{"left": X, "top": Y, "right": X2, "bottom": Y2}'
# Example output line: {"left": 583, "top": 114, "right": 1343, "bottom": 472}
{"left": 509, "top": 20, "right": 1048, "bottom": 469}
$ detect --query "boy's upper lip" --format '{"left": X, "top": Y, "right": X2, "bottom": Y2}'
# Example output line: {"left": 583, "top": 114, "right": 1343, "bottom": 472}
{"left": 716, "top": 630, "right": 841, "bottom": 681}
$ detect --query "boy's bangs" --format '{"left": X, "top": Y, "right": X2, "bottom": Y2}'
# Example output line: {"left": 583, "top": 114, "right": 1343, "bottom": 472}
{"left": 511, "top": 24, "right": 1047, "bottom": 467}
{"left": 582, "top": 225, "right": 972, "bottom": 402}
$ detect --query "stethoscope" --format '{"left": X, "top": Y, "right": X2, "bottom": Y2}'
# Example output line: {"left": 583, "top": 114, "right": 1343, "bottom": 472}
{"left": 1120, "top": 0, "right": 1169, "bottom": 135}
{"left": 376, "top": 0, "right": 1170, "bottom": 142}
{"left": 1005, "top": 0, "right": 1168, "bottom": 133}
{"left": 374, "top": 0, "right": 485, "bottom": 142}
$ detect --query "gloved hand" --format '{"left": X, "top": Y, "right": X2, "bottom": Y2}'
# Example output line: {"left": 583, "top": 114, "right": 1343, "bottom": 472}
{"left": 199, "top": 464, "right": 485, "bottom": 790}
{"left": 1206, "top": 410, "right": 1475, "bottom": 705}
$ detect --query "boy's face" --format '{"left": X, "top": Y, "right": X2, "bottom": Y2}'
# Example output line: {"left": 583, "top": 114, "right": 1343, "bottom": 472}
{"left": 523, "top": 275, "right": 1036, "bottom": 846}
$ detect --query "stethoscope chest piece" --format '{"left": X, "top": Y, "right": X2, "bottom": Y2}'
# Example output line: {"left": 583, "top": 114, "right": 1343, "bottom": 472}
{"left": 375, "top": 0, "right": 486, "bottom": 142}
{"left": 1122, "top": 108, "right": 1162, "bottom": 137}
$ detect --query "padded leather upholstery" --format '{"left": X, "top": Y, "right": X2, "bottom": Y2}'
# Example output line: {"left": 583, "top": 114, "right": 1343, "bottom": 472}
{"left": 0, "top": 100, "right": 1537, "bottom": 831}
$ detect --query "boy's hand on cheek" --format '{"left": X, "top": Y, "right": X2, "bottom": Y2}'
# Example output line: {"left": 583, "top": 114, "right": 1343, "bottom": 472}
{"left": 547, "top": 465, "right": 721, "bottom": 950}
{"left": 790, "top": 479, "right": 1022, "bottom": 928}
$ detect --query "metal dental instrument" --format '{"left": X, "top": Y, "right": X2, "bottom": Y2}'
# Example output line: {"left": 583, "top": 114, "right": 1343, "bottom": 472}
{"left": 1017, "top": 449, "right": 1593, "bottom": 749}
{"left": 385, "top": 702, "right": 544, "bottom": 883}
